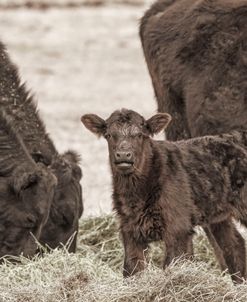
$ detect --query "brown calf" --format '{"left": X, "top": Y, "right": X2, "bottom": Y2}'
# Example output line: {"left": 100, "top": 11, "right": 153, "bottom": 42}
{"left": 81, "top": 109, "right": 247, "bottom": 283}
{"left": 140, "top": 0, "right": 247, "bottom": 282}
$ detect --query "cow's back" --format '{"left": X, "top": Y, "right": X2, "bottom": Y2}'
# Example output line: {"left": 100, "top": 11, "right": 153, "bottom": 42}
{"left": 0, "top": 42, "right": 57, "bottom": 162}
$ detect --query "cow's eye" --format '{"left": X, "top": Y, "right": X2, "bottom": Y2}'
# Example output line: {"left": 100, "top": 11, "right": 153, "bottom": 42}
{"left": 138, "top": 133, "right": 142, "bottom": 138}
{"left": 105, "top": 134, "right": 111, "bottom": 139}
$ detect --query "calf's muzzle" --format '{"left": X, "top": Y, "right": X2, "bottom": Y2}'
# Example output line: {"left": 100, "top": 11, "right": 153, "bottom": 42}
{"left": 114, "top": 150, "right": 134, "bottom": 168}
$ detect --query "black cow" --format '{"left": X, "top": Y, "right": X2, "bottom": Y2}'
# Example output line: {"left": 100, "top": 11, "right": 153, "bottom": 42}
{"left": 0, "top": 109, "right": 57, "bottom": 258}
{"left": 0, "top": 42, "right": 83, "bottom": 252}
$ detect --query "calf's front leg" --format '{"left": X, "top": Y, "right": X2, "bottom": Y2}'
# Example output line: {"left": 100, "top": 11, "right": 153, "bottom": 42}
{"left": 122, "top": 231, "right": 148, "bottom": 277}
{"left": 164, "top": 232, "right": 194, "bottom": 268}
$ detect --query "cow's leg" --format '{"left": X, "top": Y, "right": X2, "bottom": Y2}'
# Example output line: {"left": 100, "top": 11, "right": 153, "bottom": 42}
{"left": 209, "top": 220, "right": 246, "bottom": 284}
{"left": 122, "top": 232, "right": 148, "bottom": 277}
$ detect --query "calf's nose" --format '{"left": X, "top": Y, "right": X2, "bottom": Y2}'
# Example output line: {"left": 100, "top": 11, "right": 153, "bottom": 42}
{"left": 115, "top": 151, "right": 133, "bottom": 162}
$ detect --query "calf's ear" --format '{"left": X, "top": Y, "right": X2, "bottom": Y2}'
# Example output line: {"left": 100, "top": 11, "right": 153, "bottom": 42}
{"left": 81, "top": 114, "right": 106, "bottom": 137}
{"left": 146, "top": 113, "right": 171, "bottom": 136}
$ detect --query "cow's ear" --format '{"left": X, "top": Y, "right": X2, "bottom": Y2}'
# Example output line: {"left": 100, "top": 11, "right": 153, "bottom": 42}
{"left": 146, "top": 113, "right": 171, "bottom": 136}
{"left": 62, "top": 151, "right": 82, "bottom": 181}
{"left": 11, "top": 169, "right": 39, "bottom": 194}
{"left": 81, "top": 114, "right": 106, "bottom": 137}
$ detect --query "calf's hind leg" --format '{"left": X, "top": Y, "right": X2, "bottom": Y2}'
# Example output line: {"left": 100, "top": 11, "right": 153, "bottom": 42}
{"left": 203, "top": 226, "right": 228, "bottom": 272}
{"left": 209, "top": 220, "right": 246, "bottom": 283}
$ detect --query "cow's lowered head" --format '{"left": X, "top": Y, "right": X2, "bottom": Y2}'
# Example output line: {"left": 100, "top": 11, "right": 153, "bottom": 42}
{"left": 0, "top": 110, "right": 57, "bottom": 259}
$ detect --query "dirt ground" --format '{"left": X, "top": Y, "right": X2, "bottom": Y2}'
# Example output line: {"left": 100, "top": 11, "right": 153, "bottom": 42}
{"left": 0, "top": 3, "right": 156, "bottom": 216}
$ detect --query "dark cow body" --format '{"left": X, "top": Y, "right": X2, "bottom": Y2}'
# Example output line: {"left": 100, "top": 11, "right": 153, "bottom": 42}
{"left": 0, "top": 42, "right": 83, "bottom": 252}
{"left": 81, "top": 109, "right": 247, "bottom": 283}
{"left": 140, "top": 0, "right": 247, "bottom": 139}
{"left": 140, "top": 0, "right": 247, "bottom": 282}
{"left": 0, "top": 110, "right": 57, "bottom": 258}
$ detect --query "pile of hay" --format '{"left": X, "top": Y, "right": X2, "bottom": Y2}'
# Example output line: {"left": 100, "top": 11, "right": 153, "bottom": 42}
{"left": 1, "top": 215, "right": 247, "bottom": 302}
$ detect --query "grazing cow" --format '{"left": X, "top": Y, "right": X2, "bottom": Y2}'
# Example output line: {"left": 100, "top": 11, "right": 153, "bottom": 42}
{"left": 0, "top": 109, "right": 57, "bottom": 258}
{"left": 81, "top": 109, "right": 247, "bottom": 282}
{"left": 140, "top": 0, "right": 247, "bottom": 282}
{"left": 0, "top": 42, "right": 83, "bottom": 252}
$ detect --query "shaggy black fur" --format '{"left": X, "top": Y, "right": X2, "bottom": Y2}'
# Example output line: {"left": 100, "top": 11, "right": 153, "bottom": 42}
{"left": 0, "top": 109, "right": 57, "bottom": 258}
{"left": 140, "top": 0, "right": 247, "bottom": 137}
{"left": 0, "top": 42, "right": 83, "bottom": 252}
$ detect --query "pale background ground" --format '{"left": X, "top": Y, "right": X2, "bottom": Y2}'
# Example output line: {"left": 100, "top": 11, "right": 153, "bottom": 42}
{"left": 0, "top": 1, "right": 156, "bottom": 216}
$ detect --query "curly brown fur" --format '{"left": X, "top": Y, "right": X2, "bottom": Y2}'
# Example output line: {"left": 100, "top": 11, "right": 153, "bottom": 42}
{"left": 81, "top": 109, "right": 247, "bottom": 283}
{"left": 140, "top": 0, "right": 247, "bottom": 283}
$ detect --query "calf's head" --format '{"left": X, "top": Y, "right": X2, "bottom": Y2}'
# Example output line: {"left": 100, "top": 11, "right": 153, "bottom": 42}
{"left": 81, "top": 109, "right": 171, "bottom": 175}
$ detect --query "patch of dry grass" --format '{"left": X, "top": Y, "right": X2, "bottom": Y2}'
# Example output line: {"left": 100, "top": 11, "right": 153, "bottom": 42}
{"left": 1, "top": 214, "right": 247, "bottom": 302}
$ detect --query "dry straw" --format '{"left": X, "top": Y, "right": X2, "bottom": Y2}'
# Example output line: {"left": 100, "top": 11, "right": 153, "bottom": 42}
{"left": 1, "top": 215, "right": 247, "bottom": 302}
